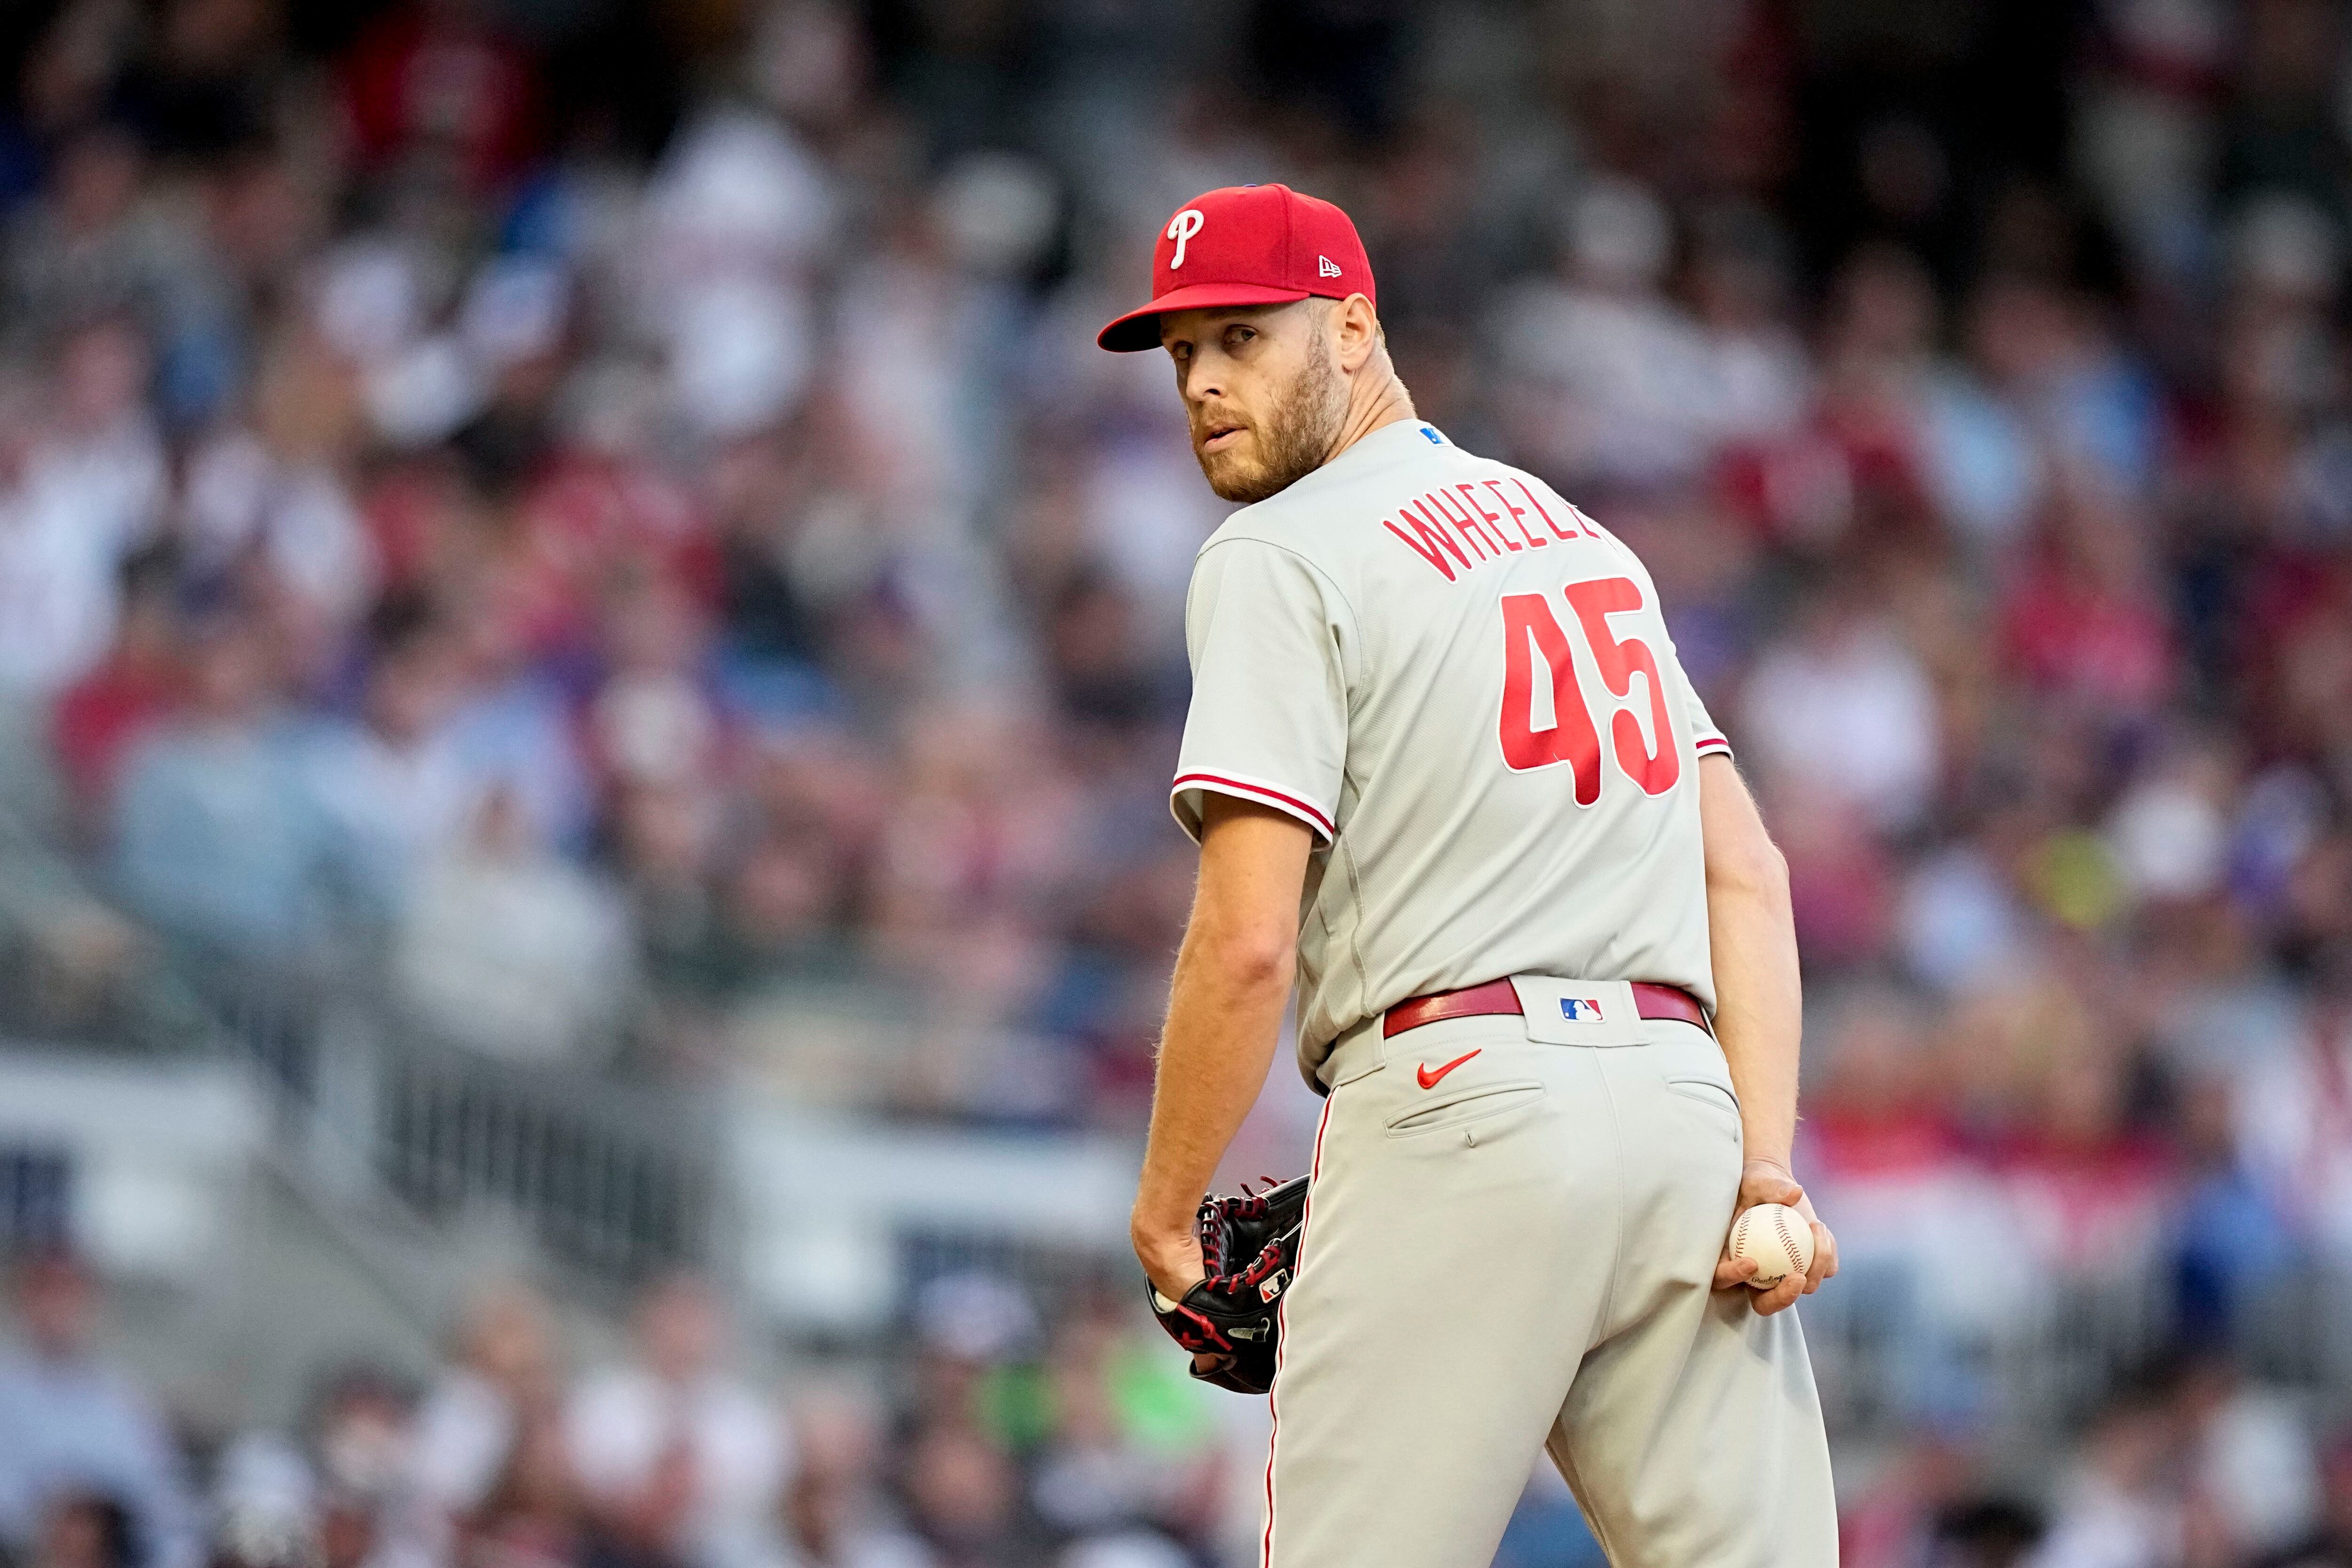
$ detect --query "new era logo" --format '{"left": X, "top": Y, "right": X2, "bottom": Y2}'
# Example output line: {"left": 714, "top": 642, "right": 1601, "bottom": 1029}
{"left": 1318, "top": 255, "right": 1342, "bottom": 278}
{"left": 1560, "top": 997, "right": 1605, "bottom": 1023}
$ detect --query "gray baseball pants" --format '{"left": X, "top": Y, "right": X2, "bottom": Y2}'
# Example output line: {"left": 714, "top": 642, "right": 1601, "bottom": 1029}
{"left": 1259, "top": 1001, "right": 1839, "bottom": 1567}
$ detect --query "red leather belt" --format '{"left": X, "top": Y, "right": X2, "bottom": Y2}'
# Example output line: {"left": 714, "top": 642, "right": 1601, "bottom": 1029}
{"left": 1383, "top": 979, "right": 1710, "bottom": 1039}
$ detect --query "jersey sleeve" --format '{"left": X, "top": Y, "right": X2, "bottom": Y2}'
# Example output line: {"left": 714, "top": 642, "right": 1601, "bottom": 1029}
{"left": 1673, "top": 656, "right": 1732, "bottom": 760}
{"left": 1170, "top": 539, "right": 1353, "bottom": 846}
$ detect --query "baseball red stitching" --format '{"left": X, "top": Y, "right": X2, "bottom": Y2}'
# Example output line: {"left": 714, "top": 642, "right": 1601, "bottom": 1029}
{"left": 1771, "top": 1209, "right": 1804, "bottom": 1280}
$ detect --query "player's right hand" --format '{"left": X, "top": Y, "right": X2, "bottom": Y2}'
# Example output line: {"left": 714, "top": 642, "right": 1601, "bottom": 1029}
{"left": 1713, "top": 1157, "right": 1837, "bottom": 1316}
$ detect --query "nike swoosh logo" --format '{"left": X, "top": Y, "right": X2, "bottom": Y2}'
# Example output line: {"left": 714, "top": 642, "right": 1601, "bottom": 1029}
{"left": 1416, "top": 1050, "right": 1481, "bottom": 1090}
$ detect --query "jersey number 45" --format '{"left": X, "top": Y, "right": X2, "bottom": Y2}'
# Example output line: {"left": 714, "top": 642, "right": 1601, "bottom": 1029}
{"left": 1499, "top": 574, "right": 1679, "bottom": 804}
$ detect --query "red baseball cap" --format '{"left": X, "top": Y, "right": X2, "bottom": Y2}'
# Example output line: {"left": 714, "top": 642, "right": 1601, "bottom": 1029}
{"left": 1097, "top": 183, "right": 1376, "bottom": 352}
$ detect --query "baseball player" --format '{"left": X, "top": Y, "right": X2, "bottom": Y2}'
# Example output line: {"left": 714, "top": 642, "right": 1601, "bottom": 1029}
{"left": 1102, "top": 183, "right": 1840, "bottom": 1566}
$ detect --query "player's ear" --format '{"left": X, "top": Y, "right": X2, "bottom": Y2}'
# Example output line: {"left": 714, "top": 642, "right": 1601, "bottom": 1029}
{"left": 1332, "top": 294, "right": 1380, "bottom": 373}
{"left": 1336, "top": 293, "right": 1383, "bottom": 374}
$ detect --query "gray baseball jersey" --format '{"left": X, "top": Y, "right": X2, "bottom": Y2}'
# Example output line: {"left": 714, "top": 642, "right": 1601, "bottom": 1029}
{"left": 1171, "top": 419, "right": 1732, "bottom": 1082}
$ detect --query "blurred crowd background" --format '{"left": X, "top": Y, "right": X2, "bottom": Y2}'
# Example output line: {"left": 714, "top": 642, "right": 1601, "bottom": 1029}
{"left": 1, "top": 0, "right": 2352, "bottom": 1564}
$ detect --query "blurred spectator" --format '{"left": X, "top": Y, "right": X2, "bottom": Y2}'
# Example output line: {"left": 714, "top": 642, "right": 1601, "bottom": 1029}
{"left": 2237, "top": 961, "right": 2352, "bottom": 1267}
{"left": 637, "top": 109, "right": 828, "bottom": 443}
{"left": 179, "top": 332, "right": 374, "bottom": 643}
{"left": 896, "top": 1426, "right": 1037, "bottom": 1568}
{"left": 2024, "top": 1377, "right": 2185, "bottom": 1568}
{"left": 1840, "top": 1431, "right": 2008, "bottom": 1568}
{"left": 1039, "top": 572, "right": 1171, "bottom": 735}
{"left": 315, "top": 1362, "right": 418, "bottom": 1483}
{"left": 438, "top": 565, "right": 594, "bottom": 855}
{"left": 109, "top": 606, "right": 315, "bottom": 956}
{"left": 413, "top": 1283, "right": 562, "bottom": 1519}
{"left": 564, "top": 1275, "right": 788, "bottom": 1568}
{"left": 2175, "top": 1353, "right": 2321, "bottom": 1561}
{"left": 1495, "top": 175, "right": 1718, "bottom": 491}
{"left": 293, "top": 591, "right": 475, "bottom": 929}
{"left": 0, "top": 1252, "right": 200, "bottom": 1568}
{"left": 1999, "top": 478, "right": 2172, "bottom": 723}
{"left": 1739, "top": 581, "right": 1940, "bottom": 836}
{"left": 2171, "top": 1072, "right": 2297, "bottom": 1345}
{"left": 1992, "top": 984, "right": 2174, "bottom": 1281}
{"left": 216, "top": 1363, "right": 433, "bottom": 1568}
{"left": 2261, "top": 1431, "right": 2352, "bottom": 1567}
{"left": 899, "top": 1275, "right": 1043, "bottom": 1452}
{"left": 394, "top": 787, "right": 637, "bottom": 1061}
{"left": 1684, "top": 204, "right": 1812, "bottom": 448}
{"left": 28, "top": 1492, "right": 137, "bottom": 1568}
{"left": 588, "top": 577, "right": 722, "bottom": 801}
{"left": 3, "top": 122, "right": 209, "bottom": 367}
{"left": 339, "top": 0, "right": 543, "bottom": 198}
{"left": 51, "top": 540, "right": 184, "bottom": 838}
{"left": 456, "top": 1410, "right": 592, "bottom": 1568}
{"left": 1026, "top": 1292, "right": 1218, "bottom": 1549}
{"left": 0, "top": 321, "right": 164, "bottom": 700}
{"left": 779, "top": 1386, "right": 930, "bottom": 1568}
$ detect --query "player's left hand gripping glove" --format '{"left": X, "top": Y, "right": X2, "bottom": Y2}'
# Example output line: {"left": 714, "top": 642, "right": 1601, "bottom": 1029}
{"left": 1146, "top": 1175, "right": 1309, "bottom": 1394}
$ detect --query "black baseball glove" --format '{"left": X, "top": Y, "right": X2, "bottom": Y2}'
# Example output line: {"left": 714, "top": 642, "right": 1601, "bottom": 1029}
{"left": 1146, "top": 1175, "right": 1310, "bottom": 1394}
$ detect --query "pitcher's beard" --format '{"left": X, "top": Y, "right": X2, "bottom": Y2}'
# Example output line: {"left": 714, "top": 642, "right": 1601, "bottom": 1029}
{"left": 1195, "top": 341, "right": 1343, "bottom": 504}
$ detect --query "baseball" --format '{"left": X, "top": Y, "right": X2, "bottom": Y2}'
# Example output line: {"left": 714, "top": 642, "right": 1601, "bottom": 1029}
{"left": 1728, "top": 1203, "right": 1815, "bottom": 1288}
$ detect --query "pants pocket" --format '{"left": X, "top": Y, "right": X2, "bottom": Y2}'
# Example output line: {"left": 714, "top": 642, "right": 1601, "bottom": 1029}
{"left": 1385, "top": 1080, "right": 1546, "bottom": 1138}
{"left": 1665, "top": 1075, "right": 1741, "bottom": 1124}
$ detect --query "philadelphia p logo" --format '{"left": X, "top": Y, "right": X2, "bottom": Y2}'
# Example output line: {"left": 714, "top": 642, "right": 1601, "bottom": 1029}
{"left": 1166, "top": 208, "right": 1205, "bottom": 268}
